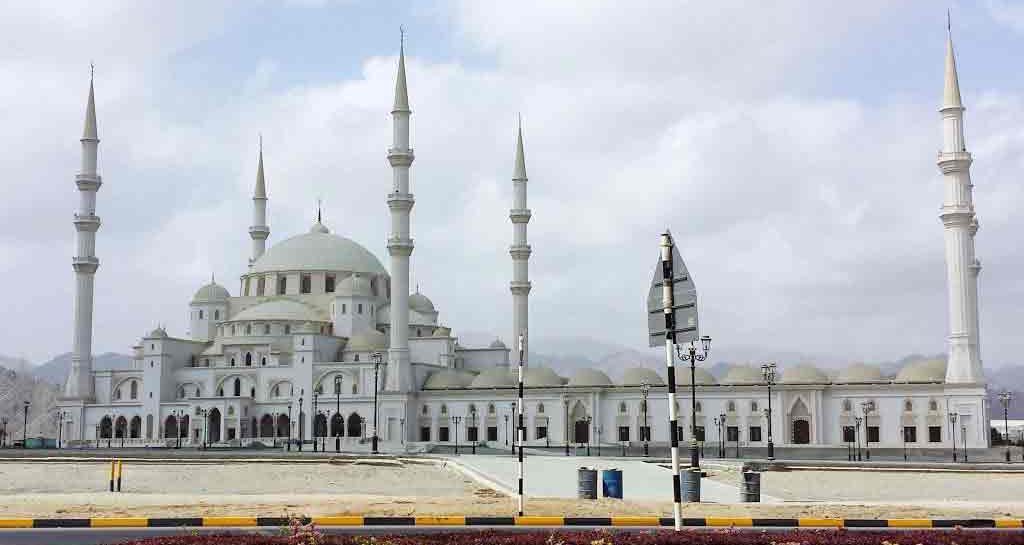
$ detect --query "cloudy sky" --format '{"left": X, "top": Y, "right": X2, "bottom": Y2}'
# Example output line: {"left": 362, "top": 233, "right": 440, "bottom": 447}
{"left": 1, "top": 1, "right": 1022, "bottom": 368}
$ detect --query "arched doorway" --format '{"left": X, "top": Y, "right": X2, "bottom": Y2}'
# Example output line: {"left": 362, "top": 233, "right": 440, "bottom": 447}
{"left": 331, "top": 413, "right": 344, "bottom": 437}
{"left": 260, "top": 414, "right": 274, "bottom": 437}
{"left": 570, "top": 400, "right": 589, "bottom": 443}
{"left": 314, "top": 413, "right": 327, "bottom": 438}
{"left": 208, "top": 408, "right": 222, "bottom": 443}
{"left": 180, "top": 415, "right": 190, "bottom": 439}
{"left": 130, "top": 416, "right": 142, "bottom": 438}
{"left": 233, "top": 378, "right": 241, "bottom": 397}
{"left": 164, "top": 416, "right": 177, "bottom": 439}
{"left": 276, "top": 414, "right": 290, "bottom": 437}
{"left": 100, "top": 416, "right": 113, "bottom": 439}
{"left": 114, "top": 416, "right": 127, "bottom": 439}
{"left": 789, "top": 398, "right": 811, "bottom": 444}
{"left": 347, "top": 413, "right": 362, "bottom": 438}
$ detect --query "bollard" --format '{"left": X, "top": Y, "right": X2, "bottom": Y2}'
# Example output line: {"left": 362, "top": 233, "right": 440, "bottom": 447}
{"left": 116, "top": 459, "right": 123, "bottom": 492}
{"left": 577, "top": 467, "right": 598, "bottom": 499}
{"left": 740, "top": 471, "right": 760, "bottom": 502}
{"left": 679, "top": 467, "right": 701, "bottom": 502}
{"left": 109, "top": 460, "right": 115, "bottom": 492}
{"left": 601, "top": 468, "right": 623, "bottom": 499}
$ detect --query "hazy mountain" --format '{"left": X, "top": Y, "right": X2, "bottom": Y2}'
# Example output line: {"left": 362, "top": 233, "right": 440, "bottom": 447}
{"left": 30, "top": 352, "right": 133, "bottom": 386}
{"left": 0, "top": 364, "right": 59, "bottom": 440}
{"left": 0, "top": 355, "right": 32, "bottom": 374}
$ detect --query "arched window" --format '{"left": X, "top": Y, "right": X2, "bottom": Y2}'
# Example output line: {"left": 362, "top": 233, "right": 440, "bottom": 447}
{"left": 273, "top": 385, "right": 280, "bottom": 397}
{"left": 177, "top": 387, "right": 185, "bottom": 399}
{"left": 217, "top": 387, "right": 224, "bottom": 396}
{"left": 264, "top": 324, "right": 270, "bottom": 334}
{"left": 278, "top": 276, "right": 287, "bottom": 295}
{"left": 417, "top": 328, "right": 422, "bottom": 337}
{"left": 488, "top": 403, "right": 495, "bottom": 415}
{"left": 422, "top": 405, "right": 429, "bottom": 415}
{"left": 904, "top": 400, "right": 913, "bottom": 412}
{"left": 695, "top": 402, "right": 702, "bottom": 413}
{"left": 114, "top": 388, "right": 121, "bottom": 400}
{"left": 250, "top": 387, "right": 255, "bottom": 398}
{"left": 231, "top": 325, "right": 236, "bottom": 335}
{"left": 750, "top": 401, "right": 758, "bottom": 413}
{"left": 245, "top": 353, "right": 252, "bottom": 366}
{"left": 537, "top": 403, "right": 545, "bottom": 414}
{"left": 619, "top": 402, "right": 627, "bottom": 414}
{"left": 246, "top": 324, "right": 252, "bottom": 335}
{"left": 441, "top": 404, "right": 448, "bottom": 415}
{"left": 284, "top": 325, "right": 291, "bottom": 334}
{"left": 842, "top": 399, "right": 853, "bottom": 412}
{"left": 214, "top": 310, "right": 220, "bottom": 320}
{"left": 929, "top": 400, "right": 938, "bottom": 411}
{"left": 130, "top": 381, "right": 138, "bottom": 399}
{"left": 195, "top": 387, "right": 200, "bottom": 397}
{"left": 351, "top": 383, "right": 357, "bottom": 394}
{"left": 199, "top": 309, "right": 204, "bottom": 319}
{"left": 727, "top": 401, "right": 736, "bottom": 412}
{"left": 315, "top": 384, "right": 323, "bottom": 395}
{"left": 261, "top": 357, "right": 267, "bottom": 366}
{"left": 230, "top": 358, "right": 235, "bottom": 367}
{"left": 233, "top": 378, "right": 241, "bottom": 397}
{"left": 354, "top": 354, "right": 360, "bottom": 362}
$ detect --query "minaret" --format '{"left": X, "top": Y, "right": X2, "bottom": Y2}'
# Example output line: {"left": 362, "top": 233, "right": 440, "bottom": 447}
{"left": 65, "top": 69, "right": 102, "bottom": 400}
{"left": 937, "top": 24, "right": 984, "bottom": 383}
{"left": 509, "top": 118, "right": 532, "bottom": 366}
{"left": 386, "top": 31, "right": 414, "bottom": 392}
{"left": 249, "top": 137, "right": 269, "bottom": 265}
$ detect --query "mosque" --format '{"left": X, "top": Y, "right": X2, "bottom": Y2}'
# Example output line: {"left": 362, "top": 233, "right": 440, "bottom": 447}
{"left": 57, "top": 32, "right": 989, "bottom": 452}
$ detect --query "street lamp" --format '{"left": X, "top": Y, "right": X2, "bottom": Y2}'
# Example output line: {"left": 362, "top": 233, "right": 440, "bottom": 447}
{"left": 678, "top": 336, "right": 712, "bottom": 469}
{"left": 640, "top": 382, "right": 650, "bottom": 457}
{"left": 509, "top": 402, "right": 516, "bottom": 453}
{"left": 297, "top": 391, "right": 304, "bottom": 452}
{"left": 175, "top": 410, "right": 182, "bottom": 449}
{"left": 312, "top": 391, "right": 320, "bottom": 452}
{"left": 334, "top": 375, "right": 342, "bottom": 453}
{"left": 450, "top": 415, "right": 461, "bottom": 455}
{"left": 585, "top": 415, "right": 592, "bottom": 456}
{"left": 861, "top": 401, "right": 875, "bottom": 461}
{"left": 854, "top": 416, "right": 863, "bottom": 461}
{"left": 948, "top": 412, "right": 958, "bottom": 462}
{"left": 286, "top": 401, "right": 293, "bottom": 452}
{"left": 712, "top": 416, "right": 721, "bottom": 458}
{"left": 504, "top": 413, "right": 509, "bottom": 446}
{"left": 999, "top": 391, "right": 1013, "bottom": 463}
{"left": 22, "top": 401, "right": 30, "bottom": 448}
{"left": 596, "top": 425, "right": 602, "bottom": 457}
{"left": 199, "top": 408, "right": 209, "bottom": 450}
{"left": 961, "top": 423, "right": 968, "bottom": 462}
{"left": 1, "top": 417, "right": 7, "bottom": 448}
{"left": 470, "top": 407, "right": 477, "bottom": 455}
{"left": 718, "top": 413, "right": 726, "bottom": 458}
{"left": 760, "top": 362, "right": 777, "bottom": 460}
{"left": 371, "top": 352, "right": 382, "bottom": 454}
{"left": 563, "top": 395, "right": 570, "bottom": 456}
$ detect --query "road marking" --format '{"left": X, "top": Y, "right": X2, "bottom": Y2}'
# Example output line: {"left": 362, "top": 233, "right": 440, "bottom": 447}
{"left": 311, "top": 516, "right": 364, "bottom": 526}
{"left": 202, "top": 517, "right": 257, "bottom": 527}
{"left": 91, "top": 518, "right": 148, "bottom": 528}
{"left": 0, "top": 519, "right": 33, "bottom": 528}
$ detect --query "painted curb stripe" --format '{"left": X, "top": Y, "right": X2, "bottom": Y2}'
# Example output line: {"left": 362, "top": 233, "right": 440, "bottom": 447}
{"left": 149, "top": 517, "right": 203, "bottom": 527}
{"left": 202, "top": 517, "right": 257, "bottom": 527}
{"left": 612, "top": 516, "right": 660, "bottom": 527}
{"left": 799, "top": 518, "right": 844, "bottom": 527}
{"left": 310, "top": 516, "right": 363, "bottom": 526}
{"left": 0, "top": 519, "right": 33, "bottom": 528}
{"left": 515, "top": 516, "right": 564, "bottom": 526}
{"left": 932, "top": 519, "right": 996, "bottom": 528}
{"left": 843, "top": 519, "right": 888, "bottom": 528}
{"left": 707, "top": 517, "right": 754, "bottom": 527}
{"left": 564, "top": 517, "right": 611, "bottom": 526}
{"left": 466, "top": 516, "right": 515, "bottom": 526}
{"left": 659, "top": 517, "right": 707, "bottom": 526}
{"left": 90, "top": 518, "right": 148, "bottom": 528}
{"left": 888, "top": 519, "right": 933, "bottom": 528}
{"left": 33, "top": 519, "right": 91, "bottom": 528}
{"left": 363, "top": 517, "right": 415, "bottom": 526}
{"left": 753, "top": 518, "right": 798, "bottom": 527}
{"left": 415, "top": 516, "right": 465, "bottom": 526}
{"left": 996, "top": 519, "right": 1024, "bottom": 528}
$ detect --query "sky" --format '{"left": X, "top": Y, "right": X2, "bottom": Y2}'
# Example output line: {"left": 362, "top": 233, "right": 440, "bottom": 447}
{"left": 0, "top": 1, "right": 1022, "bottom": 369}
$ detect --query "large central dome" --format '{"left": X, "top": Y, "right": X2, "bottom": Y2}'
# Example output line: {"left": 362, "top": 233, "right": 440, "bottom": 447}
{"left": 250, "top": 228, "right": 387, "bottom": 276}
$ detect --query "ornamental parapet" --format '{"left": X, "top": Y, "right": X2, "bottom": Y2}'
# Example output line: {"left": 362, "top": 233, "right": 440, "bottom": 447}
{"left": 387, "top": 237, "right": 414, "bottom": 256}
{"left": 509, "top": 209, "right": 532, "bottom": 223}
{"left": 75, "top": 174, "right": 102, "bottom": 191}
{"left": 509, "top": 244, "right": 532, "bottom": 259}
{"left": 937, "top": 151, "right": 972, "bottom": 173}
{"left": 510, "top": 280, "right": 532, "bottom": 295}
{"left": 72, "top": 256, "right": 100, "bottom": 273}
{"left": 248, "top": 225, "right": 270, "bottom": 239}
{"left": 387, "top": 192, "right": 415, "bottom": 211}
{"left": 387, "top": 148, "right": 415, "bottom": 167}
{"left": 73, "top": 214, "right": 101, "bottom": 232}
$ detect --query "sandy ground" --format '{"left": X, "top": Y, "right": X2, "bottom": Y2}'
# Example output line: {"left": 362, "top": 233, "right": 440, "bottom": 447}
{"left": 1, "top": 459, "right": 1022, "bottom": 520}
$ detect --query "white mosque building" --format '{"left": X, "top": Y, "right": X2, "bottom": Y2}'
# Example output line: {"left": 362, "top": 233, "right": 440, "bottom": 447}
{"left": 57, "top": 32, "right": 989, "bottom": 452}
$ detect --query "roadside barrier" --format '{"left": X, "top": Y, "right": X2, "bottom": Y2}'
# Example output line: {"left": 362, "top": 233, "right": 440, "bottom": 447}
{"left": 108, "top": 459, "right": 123, "bottom": 492}
{"left": 0, "top": 516, "right": 1020, "bottom": 529}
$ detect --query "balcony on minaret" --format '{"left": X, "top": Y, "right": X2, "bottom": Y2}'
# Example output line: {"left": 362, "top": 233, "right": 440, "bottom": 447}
{"left": 509, "top": 208, "right": 532, "bottom": 223}
{"left": 509, "top": 244, "right": 532, "bottom": 260}
{"left": 937, "top": 150, "right": 972, "bottom": 173}
{"left": 387, "top": 147, "right": 414, "bottom": 167}
{"left": 74, "top": 173, "right": 102, "bottom": 191}
{"left": 73, "top": 213, "right": 101, "bottom": 232}
{"left": 248, "top": 225, "right": 270, "bottom": 238}
{"left": 72, "top": 256, "right": 100, "bottom": 273}
{"left": 386, "top": 236, "right": 414, "bottom": 256}
{"left": 387, "top": 192, "right": 415, "bottom": 211}
{"left": 510, "top": 280, "right": 532, "bottom": 295}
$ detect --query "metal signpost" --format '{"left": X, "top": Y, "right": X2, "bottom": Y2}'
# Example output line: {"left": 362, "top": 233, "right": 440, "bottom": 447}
{"left": 647, "top": 230, "right": 705, "bottom": 530}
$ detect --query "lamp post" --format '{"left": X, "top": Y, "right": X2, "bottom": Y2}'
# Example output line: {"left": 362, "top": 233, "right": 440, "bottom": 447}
{"left": 584, "top": 415, "right": 592, "bottom": 456}
{"left": 678, "top": 336, "right": 712, "bottom": 469}
{"left": 999, "top": 391, "right": 1013, "bottom": 463}
{"left": 902, "top": 424, "right": 909, "bottom": 462}
{"left": 1019, "top": 430, "right": 1023, "bottom": 462}
{"left": 712, "top": 416, "right": 720, "bottom": 458}
{"left": 596, "top": 425, "right": 602, "bottom": 457}
{"left": 854, "top": 416, "right": 863, "bottom": 462}
{"left": 718, "top": 413, "right": 726, "bottom": 458}
{"left": 1, "top": 417, "right": 7, "bottom": 448}
{"left": 451, "top": 415, "right": 461, "bottom": 455}
{"left": 470, "top": 407, "right": 477, "bottom": 455}
{"left": 297, "top": 391, "right": 304, "bottom": 452}
{"left": 54, "top": 410, "right": 63, "bottom": 449}
{"left": 272, "top": 411, "right": 279, "bottom": 449}
{"left": 961, "top": 423, "right": 968, "bottom": 462}
{"left": 563, "top": 396, "right": 570, "bottom": 456}
{"left": 334, "top": 375, "right": 342, "bottom": 453}
{"left": 760, "top": 362, "right": 776, "bottom": 460}
{"left": 199, "top": 408, "right": 208, "bottom": 450}
{"left": 371, "top": 352, "right": 382, "bottom": 454}
{"left": 22, "top": 401, "right": 30, "bottom": 448}
{"left": 400, "top": 417, "right": 405, "bottom": 445}
{"left": 286, "top": 402, "right": 292, "bottom": 452}
{"left": 509, "top": 402, "right": 516, "bottom": 453}
{"left": 504, "top": 414, "right": 509, "bottom": 446}
{"left": 175, "top": 410, "right": 182, "bottom": 449}
{"left": 312, "top": 392, "right": 320, "bottom": 452}
{"left": 948, "top": 412, "right": 958, "bottom": 462}
{"left": 641, "top": 382, "right": 650, "bottom": 457}
{"left": 861, "top": 401, "right": 875, "bottom": 461}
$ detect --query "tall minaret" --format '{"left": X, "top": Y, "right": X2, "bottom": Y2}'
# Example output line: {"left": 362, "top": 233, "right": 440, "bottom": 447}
{"left": 937, "top": 24, "right": 984, "bottom": 384}
{"left": 65, "top": 69, "right": 102, "bottom": 400}
{"left": 249, "top": 137, "right": 270, "bottom": 265}
{"left": 386, "top": 31, "right": 414, "bottom": 392}
{"left": 509, "top": 118, "right": 532, "bottom": 366}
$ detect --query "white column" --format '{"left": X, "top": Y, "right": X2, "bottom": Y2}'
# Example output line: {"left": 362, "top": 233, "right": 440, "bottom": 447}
{"left": 510, "top": 121, "right": 532, "bottom": 366}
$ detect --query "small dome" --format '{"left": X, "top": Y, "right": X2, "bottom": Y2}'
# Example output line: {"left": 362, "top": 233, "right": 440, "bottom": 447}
{"left": 836, "top": 363, "right": 885, "bottom": 383}
{"left": 489, "top": 338, "right": 507, "bottom": 349}
{"left": 782, "top": 364, "right": 829, "bottom": 384}
{"left": 672, "top": 366, "right": 718, "bottom": 385}
{"left": 721, "top": 365, "right": 762, "bottom": 385}
{"left": 336, "top": 274, "right": 373, "bottom": 297}
{"left": 310, "top": 221, "right": 329, "bottom": 234}
{"left": 347, "top": 329, "right": 388, "bottom": 352}
{"left": 409, "top": 291, "right": 435, "bottom": 314}
{"left": 620, "top": 367, "right": 665, "bottom": 386}
{"left": 233, "top": 299, "right": 325, "bottom": 322}
{"left": 895, "top": 358, "right": 946, "bottom": 383}
{"left": 147, "top": 326, "right": 168, "bottom": 338}
{"left": 422, "top": 369, "right": 476, "bottom": 390}
{"left": 568, "top": 368, "right": 613, "bottom": 387}
{"left": 523, "top": 367, "right": 565, "bottom": 387}
{"left": 470, "top": 367, "right": 517, "bottom": 388}
{"left": 192, "top": 281, "right": 230, "bottom": 304}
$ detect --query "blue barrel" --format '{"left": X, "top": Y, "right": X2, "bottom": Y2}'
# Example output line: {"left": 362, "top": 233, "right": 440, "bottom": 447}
{"left": 577, "top": 467, "right": 598, "bottom": 499}
{"left": 601, "top": 468, "right": 623, "bottom": 499}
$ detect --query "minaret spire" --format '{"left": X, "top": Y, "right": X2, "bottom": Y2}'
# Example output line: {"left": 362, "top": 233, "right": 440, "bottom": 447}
{"left": 386, "top": 28, "right": 415, "bottom": 394}
{"left": 249, "top": 136, "right": 270, "bottom": 265}
{"left": 937, "top": 22, "right": 983, "bottom": 384}
{"left": 66, "top": 67, "right": 103, "bottom": 406}
{"left": 510, "top": 116, "right": 532, "bottom": 367}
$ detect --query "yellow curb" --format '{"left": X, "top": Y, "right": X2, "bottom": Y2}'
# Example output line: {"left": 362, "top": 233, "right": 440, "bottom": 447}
{"left": 515, "top": 516, "right": 564, "bottom": 526}
{"left": 706, "top": 517, "right": 753, "bottom": 527}
{"left": 995, "top": 519, "right": 1024, "bottom": 528}
{"left": 0, "top": 519, "right": 33, "bottom": 528}
{"left": 798, "top": 518, "right": 843, "bottom": 527}
{"left": 90, "top": 518, "right": 148, "bottom": 528}
{"left": 202, "top": 517, "right": 258, "bottom": 527}
{"left": 311, "top": 516, "right": 365, "bottom": 526}
{"left": 887, "top": 519, "right": 932, "bottom": 528}
{"left": 611, "top": 516, "right": 660, "bottom": 526}
{"left": 415, "top": 516, "right": 466, "bottom": 526}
